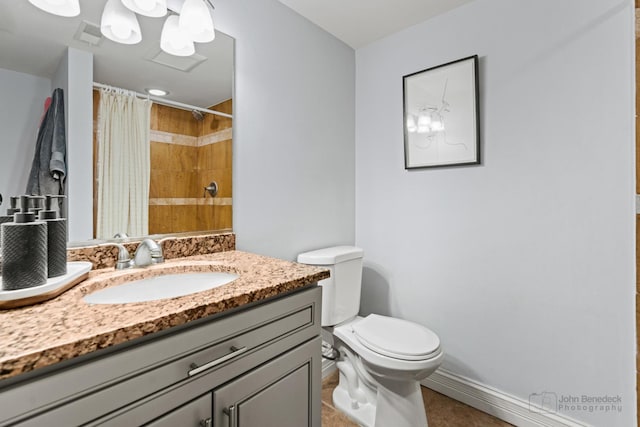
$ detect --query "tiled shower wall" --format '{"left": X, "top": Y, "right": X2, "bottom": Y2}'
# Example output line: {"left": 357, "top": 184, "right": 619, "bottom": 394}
{"left": 92, "top": 91, "right": 232, "bottom": 237}
{"left": 195, "top": 99, "right": 232, "bottom": 233}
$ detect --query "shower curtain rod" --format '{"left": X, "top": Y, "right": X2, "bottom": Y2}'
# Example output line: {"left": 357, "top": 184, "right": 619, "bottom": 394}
{"left": 92, "top": 82, "right": 233, "bottom": 119}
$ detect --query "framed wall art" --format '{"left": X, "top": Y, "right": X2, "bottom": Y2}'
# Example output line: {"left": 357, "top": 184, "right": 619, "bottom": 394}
{"left": 403, "top": 55, "right": 480, "bottom": 169}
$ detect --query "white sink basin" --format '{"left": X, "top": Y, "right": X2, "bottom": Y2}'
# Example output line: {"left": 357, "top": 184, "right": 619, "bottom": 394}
{"left": 83, "top": 272, "right": 239, "bottom": 304}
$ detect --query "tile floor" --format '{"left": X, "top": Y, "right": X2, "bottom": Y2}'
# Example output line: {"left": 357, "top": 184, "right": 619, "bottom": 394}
{"left": 321, "top": 372, "right": 513, "bottom": 427}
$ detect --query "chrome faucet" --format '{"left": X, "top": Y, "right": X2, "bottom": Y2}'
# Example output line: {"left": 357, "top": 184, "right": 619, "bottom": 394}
{"left": 133, "top": 239, "right": 165, "bottom": 267}
{"left": 101, "top": 239, "right": 164, "bottom": 270}
{"left": 100, "top": 243, "right": 133, "bottom": 270}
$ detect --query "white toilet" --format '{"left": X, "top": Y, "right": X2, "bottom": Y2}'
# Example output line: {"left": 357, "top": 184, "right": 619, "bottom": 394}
{"left": 297, "top": 246, "right": 443, "bottom": 427}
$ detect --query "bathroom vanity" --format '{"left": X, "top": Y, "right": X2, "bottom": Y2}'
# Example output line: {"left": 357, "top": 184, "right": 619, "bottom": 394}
{"left": 0, "top": 248, "right": 328, "bottom": 427}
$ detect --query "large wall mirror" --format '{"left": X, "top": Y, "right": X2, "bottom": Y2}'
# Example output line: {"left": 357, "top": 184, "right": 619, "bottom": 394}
{"left": 0, "top": 1, "right": 234, "bottom": 244}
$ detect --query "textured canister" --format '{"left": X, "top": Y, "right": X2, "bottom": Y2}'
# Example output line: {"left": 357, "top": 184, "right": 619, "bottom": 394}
{"left": 43, "top": 218, "right": 66, "bottom": 277}
{"left": 38, "top": 195, "right": 67, "bottom": 278}
{"left": 1, "top": 221, "right": 48, "bottom": 290}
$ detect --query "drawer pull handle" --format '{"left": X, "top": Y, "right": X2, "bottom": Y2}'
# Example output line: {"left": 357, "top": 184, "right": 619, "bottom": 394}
{"left": 188, "top": 346, "right": 248, "bottom": 377}
{"left": 199, "top": 418, "right": 212, "bottom": 427}
{"left": 223, "top": 405, "right": 236, "bottom": 427}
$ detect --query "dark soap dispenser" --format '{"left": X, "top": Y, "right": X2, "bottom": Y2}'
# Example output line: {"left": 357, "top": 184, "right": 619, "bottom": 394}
{"left": 1, "top": 195, "right": 48, "bottom": 290}
{"left": 39, "top": 195, "right": 67, "bottom": 278}
{"left": 0, "top": 197, "right": 20, "bottom": 226}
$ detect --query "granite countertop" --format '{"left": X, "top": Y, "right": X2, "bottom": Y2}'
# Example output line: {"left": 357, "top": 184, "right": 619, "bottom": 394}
{"left": 0, "top": 250, "right": 329, "bottom": 381}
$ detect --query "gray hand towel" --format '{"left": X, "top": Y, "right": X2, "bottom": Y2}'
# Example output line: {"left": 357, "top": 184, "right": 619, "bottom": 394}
{"left": 26, "top": 87, "right": 67, "bottom": 197}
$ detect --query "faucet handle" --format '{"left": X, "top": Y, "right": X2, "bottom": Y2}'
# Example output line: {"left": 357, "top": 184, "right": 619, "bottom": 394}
{"left": 100, "top": 243, "right": 132, "bottom": 270}
{"left": 134, "top": 239, "right": 164, "bottom": 266}
{"left": 150, "top": 246, "right": 164, "bottom": 264}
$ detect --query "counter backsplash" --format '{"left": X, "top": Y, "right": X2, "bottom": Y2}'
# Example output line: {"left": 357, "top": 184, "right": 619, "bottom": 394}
{"left": 67, "top": 232, "right": 236, "bottom": 269}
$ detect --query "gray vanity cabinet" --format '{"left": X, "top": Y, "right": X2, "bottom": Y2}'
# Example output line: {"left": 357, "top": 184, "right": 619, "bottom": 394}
{"left": 213, "top": 338, "right": 319, "bottom": 427}
{"left": 0, "top": 286, "right": 322, "bottom": 427}
{"left": 133, "top": 337, "right": 319, "bottom": 427}
{"left": 144, "top": 394, "right": 212, "bottom": 427}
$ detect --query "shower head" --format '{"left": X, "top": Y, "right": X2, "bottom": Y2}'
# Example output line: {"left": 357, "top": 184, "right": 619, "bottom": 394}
{"left": 192, "top": 110, "right": 204, "bottom": 121}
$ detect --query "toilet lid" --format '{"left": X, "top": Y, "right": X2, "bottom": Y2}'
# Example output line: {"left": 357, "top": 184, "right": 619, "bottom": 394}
{"left": 352, "top": 314, "right": 440, "bottom": 361}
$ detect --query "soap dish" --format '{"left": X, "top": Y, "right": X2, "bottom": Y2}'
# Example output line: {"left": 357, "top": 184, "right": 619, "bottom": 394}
{"left": 0, "top": 261, "right": 92, "bottom": 309}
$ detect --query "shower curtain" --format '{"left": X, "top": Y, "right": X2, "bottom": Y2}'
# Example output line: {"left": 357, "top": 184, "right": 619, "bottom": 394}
{"left": 96, "top": 88, "right": 152, "bottom": 239}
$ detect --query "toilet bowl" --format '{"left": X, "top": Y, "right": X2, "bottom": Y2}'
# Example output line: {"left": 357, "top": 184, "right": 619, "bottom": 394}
{"left": 297, "top": 246, "right": 443, "bottom": 427}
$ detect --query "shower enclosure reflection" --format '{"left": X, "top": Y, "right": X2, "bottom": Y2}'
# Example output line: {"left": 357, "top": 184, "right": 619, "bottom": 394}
{"left": 94, "top": 87, "right": 152, "bottom": 239}
{"left": 92, "top": 88, "right": 233, "bottom": 239}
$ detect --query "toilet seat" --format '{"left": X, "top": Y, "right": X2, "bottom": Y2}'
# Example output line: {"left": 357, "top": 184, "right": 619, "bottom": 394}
{"left": 352, "top": 314, "right": 440, "bottom": 361}
{"left": 333, "top": 315, "right": 443, "bottom": 373}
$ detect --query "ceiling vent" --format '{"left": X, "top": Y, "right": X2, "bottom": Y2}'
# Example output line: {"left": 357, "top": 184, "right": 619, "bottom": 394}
{"left": 74, "top": 21, "right": 103, "bottom": 46}
{"left": 145, "top": 49, "right": 208, "bottom": 72}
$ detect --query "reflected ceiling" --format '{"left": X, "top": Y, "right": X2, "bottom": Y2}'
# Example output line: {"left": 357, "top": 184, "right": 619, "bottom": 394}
{"left": 0, "top": 1, "right": 233, "bottom": 107}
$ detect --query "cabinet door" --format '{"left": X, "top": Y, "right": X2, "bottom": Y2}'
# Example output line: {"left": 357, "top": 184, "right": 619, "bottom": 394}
{"left": 144, "top": 394, "right": 212, "bottom": 427}
{"left": 213, "top": 337, "right": 321, "bottom": 427}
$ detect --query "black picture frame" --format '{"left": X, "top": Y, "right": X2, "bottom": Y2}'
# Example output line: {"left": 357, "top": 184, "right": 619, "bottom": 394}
{"left": 403, "top": 55, "right": 480, "bottom": 169}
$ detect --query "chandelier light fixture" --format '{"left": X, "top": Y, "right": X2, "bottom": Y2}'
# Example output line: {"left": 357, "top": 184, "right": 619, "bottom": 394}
{"left": 160, "top": 14, "right": 195, "bottom": 56}
{"left": 101, "top": 0, "right": 142, "bottom": 45}
{"left": 179, "top": 0, "right": 215, "bottom": 43}
{"left": 28, "top": 0, "right": 216, "bottom": 57}
{"left": 121, "top": 0, "right": 167, "bottom": 17}
{"left": 28, "top": 0, "right": 81, "bottom": 17}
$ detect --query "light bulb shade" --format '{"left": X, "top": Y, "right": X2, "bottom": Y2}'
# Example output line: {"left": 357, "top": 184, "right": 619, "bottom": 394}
{"left": 122, "top": 0, "right": 167, "bottom": 18}
{"left": 101, "top": 0, "right": 142, "bottom": 44}
{"left": 161, "top": 15, "right": 195, "bottom": 56}
{"left": 28, "top": 0, "right": 80, "bottom": 17}
{"left": 179, "top": 0, "right": 215, "bottom": 43}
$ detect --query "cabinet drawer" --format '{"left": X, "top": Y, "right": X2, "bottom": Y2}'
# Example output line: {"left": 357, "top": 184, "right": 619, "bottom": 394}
{"left": 144, "top": 394, "right": 211, "bottom": 427}
{"left": 0, "top": 286, "right": 321, "bottom": 427}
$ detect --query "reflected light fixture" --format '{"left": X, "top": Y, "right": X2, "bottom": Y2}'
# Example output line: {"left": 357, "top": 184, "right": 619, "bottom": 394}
{"left": 145, "top": 88, "right": 168, "bottom": 96}
{"left": 160, "top": 14, "right": 195, "bottom": 56}
{"left": 406, "top": 115, "right": 417, "bottom": 133}
{"left": 407, "top": 108, "right": 445, "bottom": 134}
{"left": 28, "top": 0, "right": 218, "bottom": 57}
{"left": 101, "top": 0, "right": 142, "bottom": 44}
{"left": 28, "top": 0, "right": 80, "bottom": 17}
{"left": 416, "top": 110, "right": 432, "bottom": 133}
{"left": 179, "top": 0, "right": 215, "bottom": 43}
{"left": 121, "top": 0, "right": 167, "bottom": 18}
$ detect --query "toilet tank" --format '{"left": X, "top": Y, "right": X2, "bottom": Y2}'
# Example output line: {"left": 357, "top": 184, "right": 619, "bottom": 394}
{"left": 297, "top": 246, "right": 364, "bottom": 327}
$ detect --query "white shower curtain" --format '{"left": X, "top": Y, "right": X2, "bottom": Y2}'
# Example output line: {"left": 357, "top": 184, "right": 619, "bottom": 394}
{"left": 96, "top": 88, "right": 152, "bottom": 239}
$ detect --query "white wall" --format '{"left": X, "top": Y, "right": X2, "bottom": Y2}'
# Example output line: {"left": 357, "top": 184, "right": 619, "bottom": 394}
{"left": 65, "top": 49, "right": 93, "bottom": 241}
{"left": 0, "top": 69, "right": 51, "bottom": 209}
{"left": 355, "top": 1, "right": 635, "bottom": 426}
{"left": 215, "top": 0, "right": 356, "bottom": 260}
{"left": 53, "top": 47, "right": 93, "bottom": 241}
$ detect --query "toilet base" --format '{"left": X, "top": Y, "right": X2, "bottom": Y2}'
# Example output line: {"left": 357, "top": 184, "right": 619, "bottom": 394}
{"left": 373, "top": 377, "right": 428, "bottom": 427}
{"left": 333, "top": 364, "right": 430, "bottom": 427}
{"left": 333, "top": 384, "right": 375, "bottom": 427}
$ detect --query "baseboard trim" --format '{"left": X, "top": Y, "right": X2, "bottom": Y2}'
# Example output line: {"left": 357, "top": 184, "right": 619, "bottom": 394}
{"left": 421, "top": 369, "right": 588, "bottom": 427}
{"left": 322, "top": 359, "right": 336, "bottom": 379}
